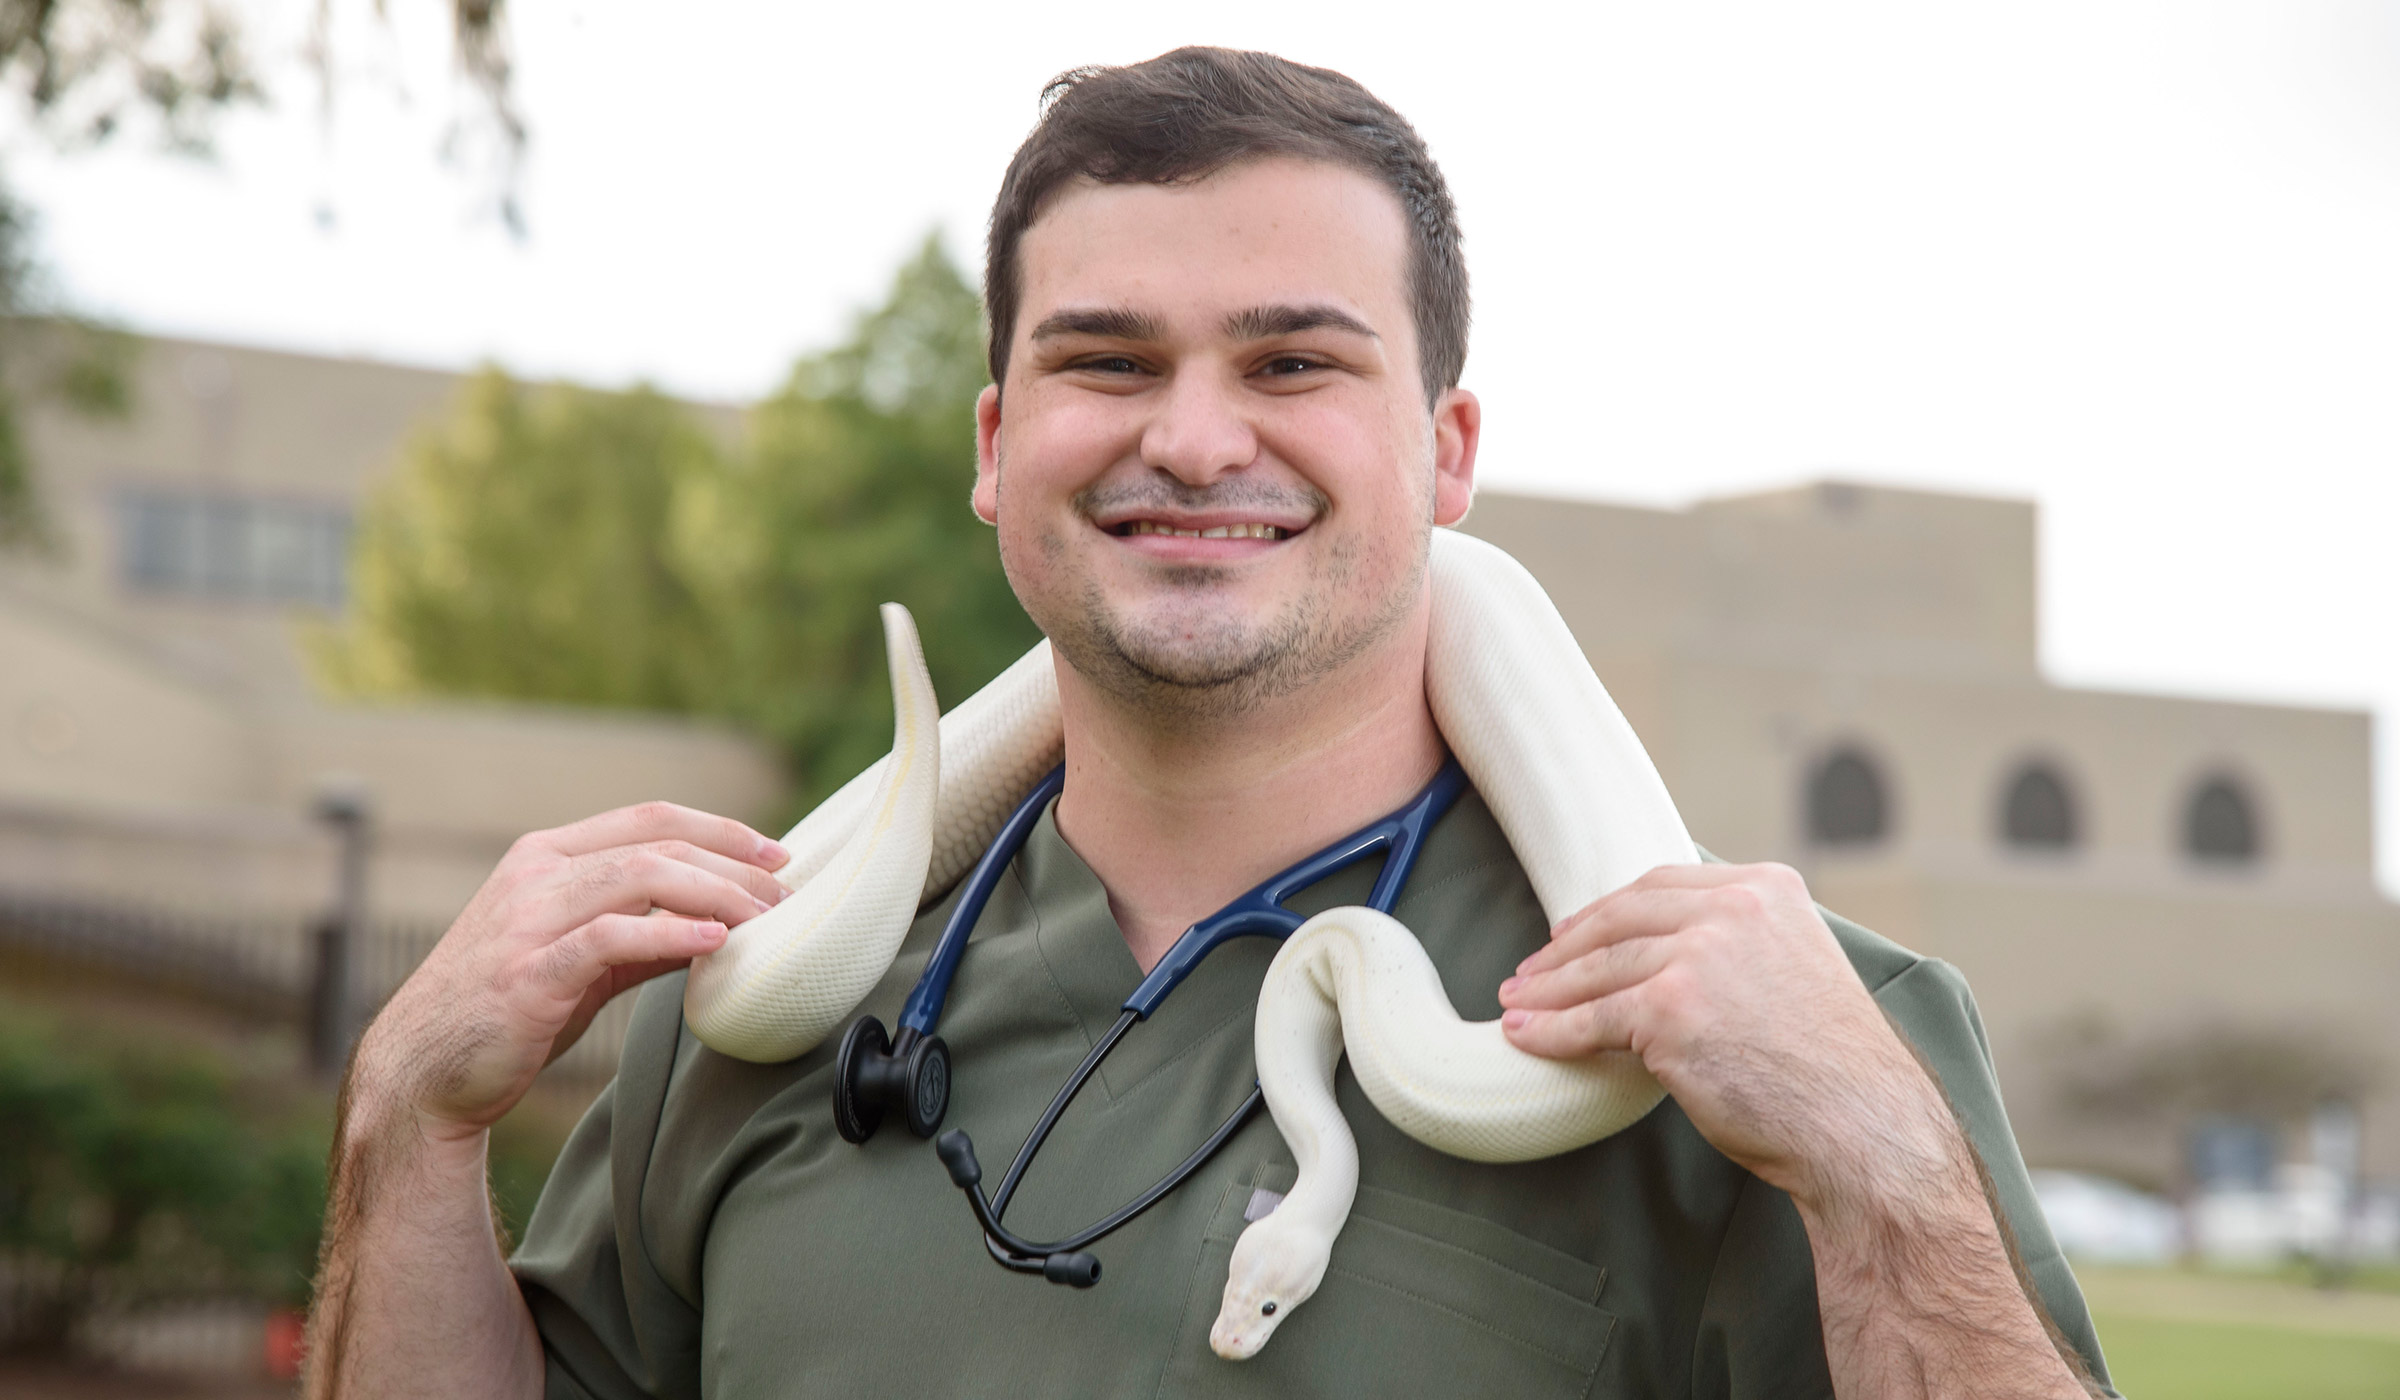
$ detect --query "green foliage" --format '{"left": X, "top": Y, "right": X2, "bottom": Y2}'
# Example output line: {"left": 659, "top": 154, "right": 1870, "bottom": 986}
{"left": 0, "top": 0, "right": 261, "bottom": 551}
{"left": 0, "top": 1012, "right": 330, "bottom": 1349}
{"left": 320, "top": 373, "right": 724, "bottom": 709}
{"left": 685, "top": 234, "right": 1038, "bottom": 808}
{"left": 48, "top": 322, "right": 137, "bottom": 419}
{"left": 0, "top": 315, "right": 140, "bottom": 550}
{"left": 489, "top": 1106, "right": 569, "bottom": 1247}
{"left": 0, "top": 391, "right": 34, "bottom": 549}
{"left": 321, "top": 234, "right": 1041, "bottom": 815}
{"left": 0, "top": 0, "right": 262, "bottom": 154}
{"left": 0, "top": 181, "right": 44, "bottom": 547}
{"left": 0, "top": 178, "right": 142, "bottom": 550}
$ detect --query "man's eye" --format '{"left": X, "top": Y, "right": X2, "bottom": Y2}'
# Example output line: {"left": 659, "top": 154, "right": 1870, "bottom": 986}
{"left": 1260, "top": 356, "right": 1323, "bottom": 377}
{"left": 1077, "top": 356, "right": 1143, "bottom": 375}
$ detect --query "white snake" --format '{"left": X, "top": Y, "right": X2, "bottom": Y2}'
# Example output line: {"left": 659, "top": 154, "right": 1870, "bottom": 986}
{"left": 682, "top": 528, "right": 1694, "bottom": 1359}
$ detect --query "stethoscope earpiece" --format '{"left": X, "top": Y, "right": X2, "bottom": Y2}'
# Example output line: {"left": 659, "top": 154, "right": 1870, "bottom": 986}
{"left": 935, "top": 1130, "right": 1102, "bottom": 1287}
{"left": 833, "top": 1014, "right": 952, "bottom": 1144}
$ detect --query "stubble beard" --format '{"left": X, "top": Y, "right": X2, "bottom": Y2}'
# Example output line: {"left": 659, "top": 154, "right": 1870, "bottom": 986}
{"left": 1010, "top": 472, "right": 1429, "bottom": 726}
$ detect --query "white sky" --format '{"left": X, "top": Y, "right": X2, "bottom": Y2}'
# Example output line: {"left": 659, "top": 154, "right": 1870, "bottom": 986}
{"left": 11, "top": 1, "right": 2399, "bottom": 892}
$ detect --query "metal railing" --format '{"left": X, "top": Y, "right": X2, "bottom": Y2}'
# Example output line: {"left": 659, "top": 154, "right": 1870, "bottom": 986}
{"left": 0, "top": 889, "right": 632, "bottom": 1083}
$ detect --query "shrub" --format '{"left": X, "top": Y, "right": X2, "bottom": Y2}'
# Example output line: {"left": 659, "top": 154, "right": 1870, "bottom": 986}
{"left": 0, "top": 1012, "right": 328, "bottom": 1352}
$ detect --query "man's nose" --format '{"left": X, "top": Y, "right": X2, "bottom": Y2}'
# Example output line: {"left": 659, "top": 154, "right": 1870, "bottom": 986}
{"left": 1139, "top": 368, "right": 1257, "bottom": 487}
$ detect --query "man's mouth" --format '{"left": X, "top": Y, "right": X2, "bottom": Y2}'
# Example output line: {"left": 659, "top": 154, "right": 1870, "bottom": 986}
{"left": 1114, "top": 521, "right": 1292, "bottom": 541}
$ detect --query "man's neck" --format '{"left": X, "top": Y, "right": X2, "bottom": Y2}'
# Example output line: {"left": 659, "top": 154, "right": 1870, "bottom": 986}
{"left": 1050, "top": 617, "right": 1448, "bottom": 974}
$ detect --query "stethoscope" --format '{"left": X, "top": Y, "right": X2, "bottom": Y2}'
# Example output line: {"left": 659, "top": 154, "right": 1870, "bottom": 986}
{"left": 831, "top": 756, "right": 1470, "bottom": 1288}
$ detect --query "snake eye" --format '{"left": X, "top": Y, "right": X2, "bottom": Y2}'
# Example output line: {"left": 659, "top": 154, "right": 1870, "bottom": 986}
{"left": 1260, "top": 1301, "right": 1278, "bottom": 1316}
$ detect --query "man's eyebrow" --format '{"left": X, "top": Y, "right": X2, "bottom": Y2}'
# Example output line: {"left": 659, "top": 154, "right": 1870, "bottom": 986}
{"left": 1030, "top": 307, "right": 1167, "bottom": 342}
{"left": 1223, "top": 303, "right": 1380, "bottom": 342}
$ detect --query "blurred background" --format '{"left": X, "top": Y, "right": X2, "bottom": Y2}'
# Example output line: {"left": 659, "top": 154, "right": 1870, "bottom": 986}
{"left": 1, "top": 2, "right": 2396, "bottom": 1395}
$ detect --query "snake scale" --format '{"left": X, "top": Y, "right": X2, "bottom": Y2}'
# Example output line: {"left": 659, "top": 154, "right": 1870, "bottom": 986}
{"left": 682, "top": 528, "right": 1695, "bottom": 1358}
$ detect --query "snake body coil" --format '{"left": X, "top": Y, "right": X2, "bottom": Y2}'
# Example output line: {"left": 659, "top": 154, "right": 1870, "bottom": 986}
{"left": 682, "top": 529, "right": 1694, "bottom": 1358}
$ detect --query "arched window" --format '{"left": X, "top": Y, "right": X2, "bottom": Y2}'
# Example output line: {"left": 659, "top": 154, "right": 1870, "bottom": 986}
{"left": 2185, "top": 774, "right": 2259, "bottom": 864}
{"left": 1807, "top": 747, "right": 1889, "bottom": 847}
{"left": 2000, "top": 762, "right": 2078, "bottom": 851}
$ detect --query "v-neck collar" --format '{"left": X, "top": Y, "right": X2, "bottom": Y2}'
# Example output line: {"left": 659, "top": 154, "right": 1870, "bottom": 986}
{"left": 1006, "top": 790, "right": 1509, "bottom": 1099}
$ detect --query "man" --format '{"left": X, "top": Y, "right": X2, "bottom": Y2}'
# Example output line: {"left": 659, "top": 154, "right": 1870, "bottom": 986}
{"left": 309, "top": 48, "right": 2116, "bottom": 1398}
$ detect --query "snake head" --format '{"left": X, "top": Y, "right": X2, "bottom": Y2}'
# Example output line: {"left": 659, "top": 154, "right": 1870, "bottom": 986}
{"left": 1208, "top": 1214, "right": 1330, "bottom": 1360}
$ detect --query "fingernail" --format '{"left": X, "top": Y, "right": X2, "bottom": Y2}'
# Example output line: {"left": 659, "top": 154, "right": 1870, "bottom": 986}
{"left": 1498, "top": 976, "right": 1521, "bottom": 997}
{"left": 1502, "top": 1009, "right": 1530, "bottom": 1030}
{"left": 696, "top": 921, "right": 727, "bottom": 942}
{"left": 1515, "top": 957, "right": 1534, "bottom": 975}
{"left": 759, "top": 838, "right": 790, "bottom": 866}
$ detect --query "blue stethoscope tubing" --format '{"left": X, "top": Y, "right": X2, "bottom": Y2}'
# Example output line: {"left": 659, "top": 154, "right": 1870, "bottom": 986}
{"left": 832, "top": 753, "right": 1471, "bottom": 1286}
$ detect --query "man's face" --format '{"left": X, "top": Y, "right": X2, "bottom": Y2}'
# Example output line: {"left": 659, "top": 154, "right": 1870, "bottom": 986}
{"left": 974, "top": 157, "right": 1478, "bottom": 717}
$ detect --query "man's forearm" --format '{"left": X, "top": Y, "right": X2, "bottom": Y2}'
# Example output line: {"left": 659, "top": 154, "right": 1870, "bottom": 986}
{"left": 1797, "top": 1109, "right": 2094, "bottom": 1399}
{"left": 305, "top": 1080, "right": 544, "bottom": 1400}
{"left": 292, "top": 800, "right": 780, "bottom": 1397}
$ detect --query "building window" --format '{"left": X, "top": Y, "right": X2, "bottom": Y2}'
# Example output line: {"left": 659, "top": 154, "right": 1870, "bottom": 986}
{"left": 118, "top": 491, "right": 350, "bottom": 609}
{"left": 2184, "top": 774, "right": 2260, "bottom": 865}
{"left": 2000, "top": 762, "right": 2078, "bottom": 851}
{"left": 1807, "top": 747, "right": 1889, "bottom": 847}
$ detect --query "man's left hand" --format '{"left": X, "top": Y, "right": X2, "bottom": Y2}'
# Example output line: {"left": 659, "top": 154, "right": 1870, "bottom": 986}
{"left": 1496, "top": 862, "right": 1958, "bottom": 1218}
{"left": 1497, "top": 863, "right": 2100, "bottom": 1396}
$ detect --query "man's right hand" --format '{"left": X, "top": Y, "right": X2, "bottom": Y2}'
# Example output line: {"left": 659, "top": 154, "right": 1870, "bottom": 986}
{"left": 307, "top": 802, "right": 790, "bottom": 1400}
{"left": 353, "top": 801, "right": 791, "bottom": 1140}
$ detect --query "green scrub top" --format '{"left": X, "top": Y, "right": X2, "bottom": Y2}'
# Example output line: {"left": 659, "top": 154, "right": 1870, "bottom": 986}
{"left": 511, "top": 788, "right": 2116, "bottom": 1398}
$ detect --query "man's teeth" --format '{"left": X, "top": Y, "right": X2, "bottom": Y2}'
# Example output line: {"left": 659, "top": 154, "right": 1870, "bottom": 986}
{"left": 1123, "top": 521, "right": 1288, "bottom": 540}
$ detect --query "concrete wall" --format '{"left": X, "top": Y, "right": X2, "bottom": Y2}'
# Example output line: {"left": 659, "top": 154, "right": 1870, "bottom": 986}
{"left": 1464, "top": 479, "right": 2041, "bottom": 681}
{"left": 1650, "top": 656, "right": 2376, "bottom": 883}
{"left": 6, "top": 333, "right": 464, "bottom": 699}
{"left": 1463, "top": 484, "right": 2399, "bottom": 1181}
{"left": 0, "top": 331, "right": 786, "bottom": 929}
{"left": 1814, "top": 862, "right": 2400, "bottom": 1177}
{"left": 0, "top": 589, "right": 261, "bottom": 812}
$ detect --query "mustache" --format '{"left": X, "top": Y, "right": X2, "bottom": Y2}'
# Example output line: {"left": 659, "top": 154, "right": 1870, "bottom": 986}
{"left": 1073, "top": 476, "right": 1328, "bottom": 522}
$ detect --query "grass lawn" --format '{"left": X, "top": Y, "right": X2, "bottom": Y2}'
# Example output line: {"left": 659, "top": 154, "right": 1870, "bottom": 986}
{"left": 2094, "top": 1312, "right": 2400, "bottom": 1398}
{"left": 2080, "top": 1264, "right": 2400, "bottom": 1398}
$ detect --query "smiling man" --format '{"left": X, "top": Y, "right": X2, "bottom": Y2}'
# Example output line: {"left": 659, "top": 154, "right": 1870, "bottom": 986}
{"left": 308, "top": 49, "right": 2115, "bottom": 1399}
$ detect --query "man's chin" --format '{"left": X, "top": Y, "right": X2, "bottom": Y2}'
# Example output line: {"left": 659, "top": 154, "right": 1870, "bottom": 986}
{"left": 1095, "top": 626, "right": 1286, "bottom": 693}
{"left": 1047, "top": 605, "right": 1306, "bottom": 715}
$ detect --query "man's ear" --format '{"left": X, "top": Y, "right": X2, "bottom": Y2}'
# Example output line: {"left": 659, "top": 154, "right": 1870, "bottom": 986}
{"left": 1430, "top": 387, "right": 1481, "bottom": 527}
{"left": 972, "top": 384, "right": 1002, "bottom": 525}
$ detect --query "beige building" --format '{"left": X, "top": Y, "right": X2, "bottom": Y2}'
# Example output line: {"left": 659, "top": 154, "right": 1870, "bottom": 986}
{"left": 5, "top": 332, "right": 2392, "bottom": 1178}
{"left": 1463, "top": 486, "right": 2400, "bottom": 1182}
{"left": 0, "top": 333, "right": 782, "bottom": 1071}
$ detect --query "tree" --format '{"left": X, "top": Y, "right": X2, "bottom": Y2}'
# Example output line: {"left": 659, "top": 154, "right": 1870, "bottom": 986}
{"left": 683, "top": 234, "right": 1038, "bottom": 809}
{"left": 2034, "top": 1008, "right": 2381, "bottom": 1196}
{"left": 0, "top": 986, "right": 566, "bottom": 1352}
{"left": 0, "top": 0, "right": 266, "bottom": 544}
{"left": 0, "top": 0, "right": 518, "bottom": 544}
{"left": 0, "top": 199, "right": 138, "bottom": 547}
{"left": 0, "top": 1014, "right": 327, "bottom": 1352}
{"left": 2040, "top": 1011, "right": 2380, "bottom": 1129}
{"left": 319, "top": 373, "right": 726, "bottom": 710}
{"left": 319, "top": 235, "right": 1041, "bottom": 818}
{"left": 0, "top": 0, "right": 260, "bottom": 152}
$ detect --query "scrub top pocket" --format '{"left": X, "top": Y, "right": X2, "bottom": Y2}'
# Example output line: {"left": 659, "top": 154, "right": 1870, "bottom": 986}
{"left": 1154, "top": 1165, "right": 1618, "bottom": 1399}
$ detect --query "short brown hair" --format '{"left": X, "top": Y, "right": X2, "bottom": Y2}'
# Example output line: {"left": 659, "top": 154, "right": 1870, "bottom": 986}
{"left": 984, "top": 47, "right": 1469, "bottom": 406}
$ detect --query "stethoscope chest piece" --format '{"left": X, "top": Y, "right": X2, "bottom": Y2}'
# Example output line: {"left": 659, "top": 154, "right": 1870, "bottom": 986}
{"left": 833, "top": 1015, "right": 952, "bottom": 1144}
{"left": 831, "top": 764, "right": 1067, "bottom": 1147}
